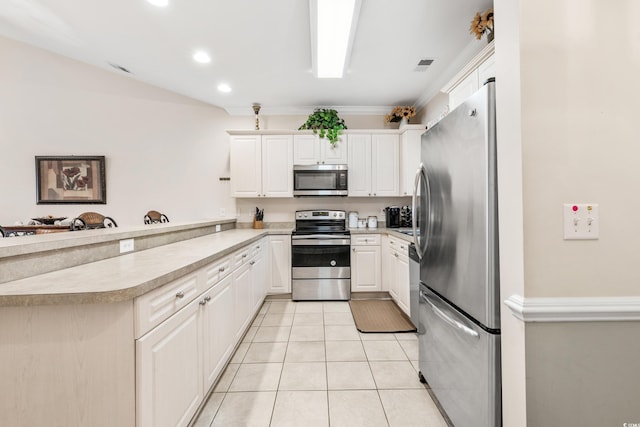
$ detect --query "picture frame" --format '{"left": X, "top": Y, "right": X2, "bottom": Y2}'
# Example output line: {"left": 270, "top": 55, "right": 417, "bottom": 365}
{"left": 35, "top": 156, "right": 106, "bottom": 204}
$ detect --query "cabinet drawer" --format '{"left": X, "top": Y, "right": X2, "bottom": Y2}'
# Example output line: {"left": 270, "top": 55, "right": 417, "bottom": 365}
{"left": 351, "top": 234, "right": 380, "bottom": 246}
{"left": 135, "top": 272, "right": 200, "bottom": 338}
{"left": 204, "top": 255, "right": 232, "bottom": 289}
{"left": 250, "top": 240, "right": 264, "bottom": 258}
{"left": 233, "top": 247, "right": 251, "bottom": 269}
{"left": 388, "top": 237, "right": 409, "bottom": 256}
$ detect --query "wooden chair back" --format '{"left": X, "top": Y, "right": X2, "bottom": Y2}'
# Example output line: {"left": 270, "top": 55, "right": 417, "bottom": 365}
{"left": 144, "top": 210, "right": 169, "bottom": 224}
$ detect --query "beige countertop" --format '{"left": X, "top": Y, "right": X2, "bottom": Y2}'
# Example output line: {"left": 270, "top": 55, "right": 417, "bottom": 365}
{"left": 0, "top": 225, "right": 414, "bottom": 307}
{"left": 0, "top": 228, "right": 290, "bottom": 307}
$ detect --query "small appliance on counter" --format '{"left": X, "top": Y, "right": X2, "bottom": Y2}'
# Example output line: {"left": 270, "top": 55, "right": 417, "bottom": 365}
{"left": 367, "top": 216, "right": 378, "bottom": 228}
{"left": 385, "top": 206, "right": 401, "bottom": 228}
{"left": 348, "top": 211, "right": 359, "bottom": 228}
{"left": 400, "top": 206, "right": 412, "bottom": 228}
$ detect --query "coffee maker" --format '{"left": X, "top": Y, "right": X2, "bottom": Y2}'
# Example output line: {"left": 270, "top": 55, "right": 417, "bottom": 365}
{"left": 385, "top": 206, "right": 401, "bottom": 228}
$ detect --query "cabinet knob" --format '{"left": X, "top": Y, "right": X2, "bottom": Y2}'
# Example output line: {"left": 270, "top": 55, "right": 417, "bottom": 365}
{"left": 394, "top": 253, "right": 399, "bottom": 258}
{"left": 242, "top": 254, "right": 247, "bottom": 258}
{"left": 175, "top": 291, "right": 185, "bottom": 299}
{"left": 373, "top": 193, "right": 377, "bottom": 196}
{"left": 250, "top": 260, "right": 255, "bottom": 266}
{"left": 219, "top": 266, "right": 225, "bottom": 272}
{"left": 352, "top": 248, "right": 356, "bottom": 252}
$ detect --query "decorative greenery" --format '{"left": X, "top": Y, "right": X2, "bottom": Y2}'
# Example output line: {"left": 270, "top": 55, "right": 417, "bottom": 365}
{"left": 385, "top": 106, "right": 417, "bottom": 124}
{"left": 470, "top": 7, "right": 494, "bottom": 40}
{"left": 298, "top": 109, "right": 347, "bottom": 147}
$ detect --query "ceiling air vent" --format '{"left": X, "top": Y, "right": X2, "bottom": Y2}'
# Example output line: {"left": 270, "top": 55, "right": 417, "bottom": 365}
{"left": 108, "top": 63, "right": 132, "bottom": 74}
{"left": 414, "top": 58, "right": 434, "bottom": 72}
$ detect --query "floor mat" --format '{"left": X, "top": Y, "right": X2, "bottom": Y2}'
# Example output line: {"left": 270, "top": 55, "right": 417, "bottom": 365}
{"left": 349, "top": 299, "right": 416, "bottom": 333}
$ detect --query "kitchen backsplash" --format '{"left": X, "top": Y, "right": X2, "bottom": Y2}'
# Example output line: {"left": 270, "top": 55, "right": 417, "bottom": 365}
{"left": 235, "top": 197, "right": 411, "bottom": 224}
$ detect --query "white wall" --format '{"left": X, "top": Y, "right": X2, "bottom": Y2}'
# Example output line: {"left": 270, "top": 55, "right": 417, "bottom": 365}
{"left": 0, "top": 36, "right": 238, "bottom": 226}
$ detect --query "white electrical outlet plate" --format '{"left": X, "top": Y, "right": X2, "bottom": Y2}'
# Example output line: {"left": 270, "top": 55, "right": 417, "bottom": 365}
{"left": 119, "top": 238, "right": 134, "bottom": 253}
{"left": 215, "top": 224, "right": 221, "bottom": 232}
{"left": 563, "top": 204, "right": 599, "bottom": 240}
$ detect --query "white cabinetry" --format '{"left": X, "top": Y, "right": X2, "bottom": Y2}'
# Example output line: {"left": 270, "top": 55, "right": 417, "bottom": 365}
{"left": 443, "top": 42, "right": 495, "bottom": 111}
{"left": 347, "top": 133, "right": 399, "bottom": 197}
{"left": 351, "top": 234, "right": 381, "bottom": 292}
{"left": 136, "top": 297, "right": 203, "bottom": 427}
{"left": 202, "top": 275, "right": 235, "bottom": 391}
{"left": 293, "top": 134, "right": 347, "bottom": 165}
{"left": 384, "top": 236, "right": 410, "bottom": 316}
{"left": 267, "top": 234, "right": 291, "bottom": 294}
{"left": 399, "top": 126, "right": 425, "bottom": 196}
{"left": 136, "top": 237, "right": 267, "bottom": 427}
{"left": 230, "top": 134, "right": 293, "bottom": 197}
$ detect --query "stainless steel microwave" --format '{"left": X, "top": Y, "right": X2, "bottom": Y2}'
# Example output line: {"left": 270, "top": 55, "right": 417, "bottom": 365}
{"left": 293, "top": 164, "right": 348, "bottom": 197}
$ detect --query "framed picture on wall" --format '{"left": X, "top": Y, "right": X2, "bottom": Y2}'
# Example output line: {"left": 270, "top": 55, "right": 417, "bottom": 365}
{"left": 35, "top": 156, "right": 106, "bottom": 204}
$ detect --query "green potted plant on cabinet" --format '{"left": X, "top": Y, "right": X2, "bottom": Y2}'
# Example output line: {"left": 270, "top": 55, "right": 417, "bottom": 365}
{"left": 298, "top": 108, "right": 347, "bottom": 147}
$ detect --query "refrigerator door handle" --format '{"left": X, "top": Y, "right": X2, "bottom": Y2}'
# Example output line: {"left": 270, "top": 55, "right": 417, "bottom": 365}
{"left": 420, "top": 291, "right": 479, "bottom": 339}
{"left": 412, "top": 164, "right": 429, "bottom": 260}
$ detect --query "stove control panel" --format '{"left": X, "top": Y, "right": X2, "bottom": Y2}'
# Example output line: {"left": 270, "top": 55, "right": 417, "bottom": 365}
{"left": 295, "top": 210, "right": 345, "bottom": 220}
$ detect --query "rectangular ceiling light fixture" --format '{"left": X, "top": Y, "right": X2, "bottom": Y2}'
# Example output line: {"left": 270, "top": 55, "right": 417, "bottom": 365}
{"left": 310, "top": 0, "right": 361, "bottom": 78}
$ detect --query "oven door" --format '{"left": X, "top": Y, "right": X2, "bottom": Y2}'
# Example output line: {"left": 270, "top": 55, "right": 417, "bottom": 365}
{"left": 291, "top": 236, "right": 351, "bottom": 300}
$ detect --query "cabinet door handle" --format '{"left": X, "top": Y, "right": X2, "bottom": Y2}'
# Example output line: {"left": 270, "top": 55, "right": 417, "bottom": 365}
{"left": 175, "top": 291, "right": 185, "bottom": 299}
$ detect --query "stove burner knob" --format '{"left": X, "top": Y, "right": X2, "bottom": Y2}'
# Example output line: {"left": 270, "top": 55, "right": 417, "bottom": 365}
{"left": 330, "top": 260, "right": 336, "bottom": 266}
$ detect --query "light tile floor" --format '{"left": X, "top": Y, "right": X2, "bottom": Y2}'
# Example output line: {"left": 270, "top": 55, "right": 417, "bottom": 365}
{"left": 193, "top": 300, "right": 448, "bottom": 427}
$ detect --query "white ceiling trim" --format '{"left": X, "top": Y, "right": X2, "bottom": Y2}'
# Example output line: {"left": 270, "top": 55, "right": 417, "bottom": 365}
{"left": 224, "top": 105, "right": 394, "bottom": 116}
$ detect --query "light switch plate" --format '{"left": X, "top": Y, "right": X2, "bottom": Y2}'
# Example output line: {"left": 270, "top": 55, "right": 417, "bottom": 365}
{"left": 563, "top": 204, "right": 599, "bottom": 240}
{"left": 120, "top": 238, "right": 135, "bottom": 253}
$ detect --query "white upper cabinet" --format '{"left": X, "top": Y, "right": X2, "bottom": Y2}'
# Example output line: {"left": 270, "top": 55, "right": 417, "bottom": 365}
{"left": 371, "top": 134, "right": 399, "bottom": 197}
{"left": 399, "top": 127, "right": 425, "bottom": 196}
{"left": 293, "top": 134, "right": 347, "bottom": 165}
{"left": 346, "top": 134, "right": 371, "bottom": 196}
{"left": 261, "top": 135, "right": 294, "bottom": 197}
{"left": 348, "top": 133, "right": 398, "bottom": 197}
{"left": 443, "top": 41, "right": 495, "bottom": 111}
{"left": 230, "top": 134, "right": 292, "bottom": 198}
{"left": 230, "top": 135, "right": 262, "bottom": 198}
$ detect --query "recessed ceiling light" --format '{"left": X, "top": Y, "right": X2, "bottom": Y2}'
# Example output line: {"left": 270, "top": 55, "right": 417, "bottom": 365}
{"left": 193, "top": 51, "right": 211, "bottom": 64}
{"left": 217, "top": 83, "right": 232, "bottom": 93}
{"left": 146, "top": 0, "right": 168, "bottom": 7}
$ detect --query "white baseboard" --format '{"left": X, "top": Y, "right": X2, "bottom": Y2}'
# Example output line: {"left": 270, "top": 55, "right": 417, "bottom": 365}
{"left": 504, "top": 294, "right": 640, "bottom": 322}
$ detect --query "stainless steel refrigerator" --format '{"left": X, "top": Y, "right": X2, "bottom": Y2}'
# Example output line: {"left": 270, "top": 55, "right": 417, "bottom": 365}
{"left": 412, "top": 78, "right": 501, "bottom": 427}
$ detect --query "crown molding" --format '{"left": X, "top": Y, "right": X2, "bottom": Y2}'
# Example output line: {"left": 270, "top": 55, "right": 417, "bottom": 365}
{"left": 504, "top": 294, "right": 640, "bottom": 322}
{"left": 224, "top": 105, "right": 394, "bottom": 116}
{"left": 440, "top": 40, "right": 495, "bottom": 94}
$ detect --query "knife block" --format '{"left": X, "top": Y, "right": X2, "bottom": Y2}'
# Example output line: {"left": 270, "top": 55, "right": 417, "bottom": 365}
{"left": 253, "top": 217, "right": 264, "bottom": 229}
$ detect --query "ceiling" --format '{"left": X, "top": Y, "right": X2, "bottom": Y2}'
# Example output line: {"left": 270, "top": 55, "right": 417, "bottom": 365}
{"left": 0, "top": 0, "right": 492, "bottom": 115}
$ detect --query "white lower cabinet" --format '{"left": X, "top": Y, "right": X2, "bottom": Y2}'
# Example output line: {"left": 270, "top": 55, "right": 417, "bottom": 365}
{"left": 385, "top": 236, "right": 411, "bottom": 316}
{"left": 136, "top": 297, "right": 203, "bottom": 427}
{"left": 202, "top": 275, "right": 235, "bottom": 391}
{"left": 351, "top": 234, "right": 381, "bottom": 292}
{"left": 251, "top": 244, "right": 267, "bottom": 314}
{"left": 267, "top": 234, "right": 291, "bottom": 294}
{"left": 136, "top": 238, "right": 268, "bottom": 427}
{"left": 233, "top": 259, "right": 254, "bottom": 342}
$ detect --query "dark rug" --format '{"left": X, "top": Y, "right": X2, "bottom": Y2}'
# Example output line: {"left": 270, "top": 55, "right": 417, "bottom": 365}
{"left": 349, "top": 299, "right": 416, "bottom": 333}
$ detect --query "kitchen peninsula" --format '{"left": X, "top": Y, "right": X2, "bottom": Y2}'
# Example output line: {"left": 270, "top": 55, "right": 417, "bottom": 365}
{"left": 0, "top": 221, "right": 288, "bottom": 427}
